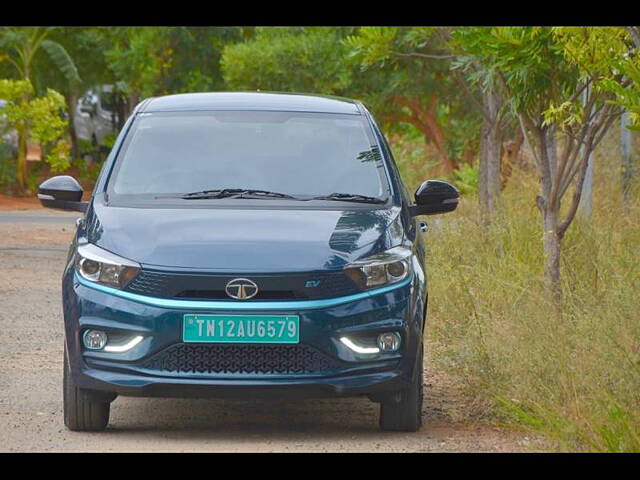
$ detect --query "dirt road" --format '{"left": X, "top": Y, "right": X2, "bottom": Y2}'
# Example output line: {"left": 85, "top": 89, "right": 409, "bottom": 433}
{"left": 0, "top": 209, "right": 545, "bottom": 452}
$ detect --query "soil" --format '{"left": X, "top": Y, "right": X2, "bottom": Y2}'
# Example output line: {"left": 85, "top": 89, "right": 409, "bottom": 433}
{"left": 0, "top": 194, "right": 42, "bottom": 210}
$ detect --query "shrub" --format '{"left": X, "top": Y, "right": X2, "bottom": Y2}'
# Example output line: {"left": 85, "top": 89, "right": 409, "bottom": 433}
{"left": 451, "top": 162, "right": 479, "bottom": 195}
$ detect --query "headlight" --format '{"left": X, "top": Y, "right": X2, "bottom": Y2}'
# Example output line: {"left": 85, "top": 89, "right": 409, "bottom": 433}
{"left": 75, "top": 243, "right": 140, "bottom": 289}
{"left": 344, "top": 246, "right": 413, "bottom": 290}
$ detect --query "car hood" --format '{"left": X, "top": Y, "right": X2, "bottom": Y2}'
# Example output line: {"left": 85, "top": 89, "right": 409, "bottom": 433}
{"left": 84, "top": 202, "right": 405, "bottom": 272}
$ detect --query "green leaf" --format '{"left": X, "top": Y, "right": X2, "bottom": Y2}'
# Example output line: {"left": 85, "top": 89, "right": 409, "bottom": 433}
{"left": 41, "top": 39, "right": 81, "bottom": 86}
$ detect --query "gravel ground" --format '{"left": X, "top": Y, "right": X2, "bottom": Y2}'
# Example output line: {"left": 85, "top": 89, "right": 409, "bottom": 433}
{"left": 0, "top": 209, "right": 548, "bottom": 452}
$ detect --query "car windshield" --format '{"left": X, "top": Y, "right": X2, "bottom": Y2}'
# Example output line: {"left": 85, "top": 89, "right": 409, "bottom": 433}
{"left": 108, "top": 111, "right": 388, "bottom": 201}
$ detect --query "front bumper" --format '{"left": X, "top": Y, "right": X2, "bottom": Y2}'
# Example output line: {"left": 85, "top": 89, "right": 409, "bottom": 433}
{"left": 63, "top": 270, "right": 424, "bottom": 399}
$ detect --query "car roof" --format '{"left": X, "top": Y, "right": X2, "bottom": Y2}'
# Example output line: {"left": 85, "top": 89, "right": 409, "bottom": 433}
{"left": 141, "top": 92, "right": 362, "bottom": 115}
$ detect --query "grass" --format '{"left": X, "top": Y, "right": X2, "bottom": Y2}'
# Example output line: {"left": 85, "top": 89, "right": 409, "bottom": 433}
{"left": 397, "top": 147, "right": 640, "bottom": 451}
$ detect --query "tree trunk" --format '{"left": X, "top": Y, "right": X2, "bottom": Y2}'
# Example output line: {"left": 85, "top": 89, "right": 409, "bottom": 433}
{"left": 126, "top": 93, "right": 140, "bottom": 119}
{"left": 542, "top": 207, "right": 562, "bottom": 302}
{"left": 478, "top": 89, "right": 502, "bottom": 222}
{"left": 537, "top": 126, "right": 562, "bottom": 302}
{"left": 479, "top": 125, "right": 489, "bottom": 214}
{"left": 545, "top": 125, "right": 558, "bottom": 182}
{"left": 16, "top": 126, "right": 28, "bottom": 194}
{"left": 578, "top": 148, "right": 593, "bottom": 218}
{"left": 14, "top": 89, "right": 32, "bottom": 194}
{"left": 66, "top": 92, "right": 79, "bottom": 161}
{"left": 517, "top": 90, "right": 619, "bottom": 311}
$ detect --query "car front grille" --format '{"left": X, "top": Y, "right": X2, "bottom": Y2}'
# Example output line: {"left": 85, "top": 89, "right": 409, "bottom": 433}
{"left": 139, "top": 343, "right": 341, "bottom": 375}
{"left": 125, "top": 270, "right": 360, "bottom": 300}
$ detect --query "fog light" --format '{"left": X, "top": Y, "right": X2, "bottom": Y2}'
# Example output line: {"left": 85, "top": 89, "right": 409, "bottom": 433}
{"left": 83, "top": 330, "right": 107, "bottom": 350}
{"left": 377, "top": 332, "right": 401, "bottom": 352}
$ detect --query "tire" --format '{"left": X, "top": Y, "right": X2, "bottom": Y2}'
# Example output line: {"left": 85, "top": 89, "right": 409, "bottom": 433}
{"left": 379, "top": 344, "right": 424, "bottom": 432}
{"left": 63, "top": 345, "right": 110, "bottom": 431}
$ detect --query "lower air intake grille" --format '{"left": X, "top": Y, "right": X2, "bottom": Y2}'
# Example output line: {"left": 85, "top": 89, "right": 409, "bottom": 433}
{"left": 140, "top": 343, "right": 340, "bottom": 375}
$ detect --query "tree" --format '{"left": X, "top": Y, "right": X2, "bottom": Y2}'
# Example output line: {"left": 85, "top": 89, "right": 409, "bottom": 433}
{"left": 103, "top": 27, "right": 173, "bottom": 114}
{"left": 344, "top": 27, "right": 481, "bottom": 174}
{"left": 346, "top": 27, "right": 525, "bottom": 221}
{"left": 222, "top": 27, "right": 482, "bottom": 175}
{"left": 222, "top": 27, "right": 355, "bottom": 95}
{"left": 105, "top": 27, "right": 244, "bottom": 117}
{"left": 36, "top": 27, "right": 114, "bottom": 160}
{"left": 449, "top": 28, "right": 514, "bottom": 220}
{"left": 0, "top": 27, "right": 79, "bottom": 191}
{"left": 162, "top": 27, "right": 244, "bottom": 94}
{"left": 457, "top": 27, "right": 631, "bottom": 299}
{"left": 584, "top": 26, "right": 640, "bottom": 203}
{"left": 0, "top": 79, "right": 70, "bottom": 185}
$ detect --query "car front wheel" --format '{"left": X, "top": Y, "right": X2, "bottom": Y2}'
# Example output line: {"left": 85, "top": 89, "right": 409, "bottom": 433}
{"left": 379, "top": 344, "right": 424, "bottom": 432}
{"left": 63, "top": 345, "right": 110, "bottom": 431}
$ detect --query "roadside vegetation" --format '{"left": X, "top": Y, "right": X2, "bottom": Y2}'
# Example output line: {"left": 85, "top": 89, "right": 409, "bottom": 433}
{"left": 1, "top": 26, "right": 638, "bottom": 451}
{"left": 421, "top": 152, "right": 640, "bottom": 452}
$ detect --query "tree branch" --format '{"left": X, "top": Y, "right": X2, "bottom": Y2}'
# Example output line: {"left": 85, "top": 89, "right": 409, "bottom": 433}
{"left": 557, "top": 103, "right": 618, "bottom": 200}
{"left": 451, "top": 70, "right": 491, "bottom": 122}
{"left": 566, "top": 79, "right": 592, "bottom": 106}
{"left": 552, "top": 92, "right": 598, "bottom": 202}
{"left": 558, "top": 121, "right": 600, "bottom": 200}
{"left": 383, "top": 114, "right": 428, "bottom": 134}
{"left": 591, "top": 104, "right": 622, "bottom": 150}
{"left": 557, "top": 148, "right": 590, "bottom": 238}
{"left": 392, "top": 51, "right": 457, "bottom": 60}
{"left": 555, "top": 95, "right": 618, "bottom": 235}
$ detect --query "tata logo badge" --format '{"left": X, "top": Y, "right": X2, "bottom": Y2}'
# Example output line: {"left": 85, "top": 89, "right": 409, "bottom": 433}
{"left": 225, "top": 278, "right": 259, "bottom": 300}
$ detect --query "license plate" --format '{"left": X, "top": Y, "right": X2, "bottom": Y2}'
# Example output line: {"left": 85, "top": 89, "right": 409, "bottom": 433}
{"left": 183, "top": 314, "right": 299, "bottom": 344}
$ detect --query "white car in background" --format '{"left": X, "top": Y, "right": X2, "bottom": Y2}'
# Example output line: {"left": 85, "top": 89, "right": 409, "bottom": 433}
{"left": 74, "top": 85, "right": 125, "bottom": 156}
{"left": 0, "top": 99, "right": 19, "bottom": 157}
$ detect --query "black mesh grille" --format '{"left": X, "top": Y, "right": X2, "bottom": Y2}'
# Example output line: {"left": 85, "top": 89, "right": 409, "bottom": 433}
{"left": 127, "top": 271, "right": 170, "bottom": 296}
{"left": 126, "top": 270, "right": 360, "bottom": 300}
{"left": 139, "top": 343, "right": 341, "bottom": 375}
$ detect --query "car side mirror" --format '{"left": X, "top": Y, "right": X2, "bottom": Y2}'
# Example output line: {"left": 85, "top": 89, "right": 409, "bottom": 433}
{"left": 37, "top": 176, "right": 88, "bottom": 212}
{"left": 409, "top": 180, "right": 459, "bottom": 216}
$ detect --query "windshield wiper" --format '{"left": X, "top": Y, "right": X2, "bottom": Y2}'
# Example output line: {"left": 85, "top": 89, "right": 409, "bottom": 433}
{"left": 309, "top": 192, "right": 387, "bottom": 204}
{"left": 177, "top": 188, "right": 299, "bottom": 200}
{"left": 156, "top": 189, "right": 385, "bottom": 203}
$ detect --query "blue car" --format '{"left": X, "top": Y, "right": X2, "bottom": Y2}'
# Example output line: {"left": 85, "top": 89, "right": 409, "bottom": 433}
{"left": 37, "top": 92, "right": 459, "bottom": 432}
